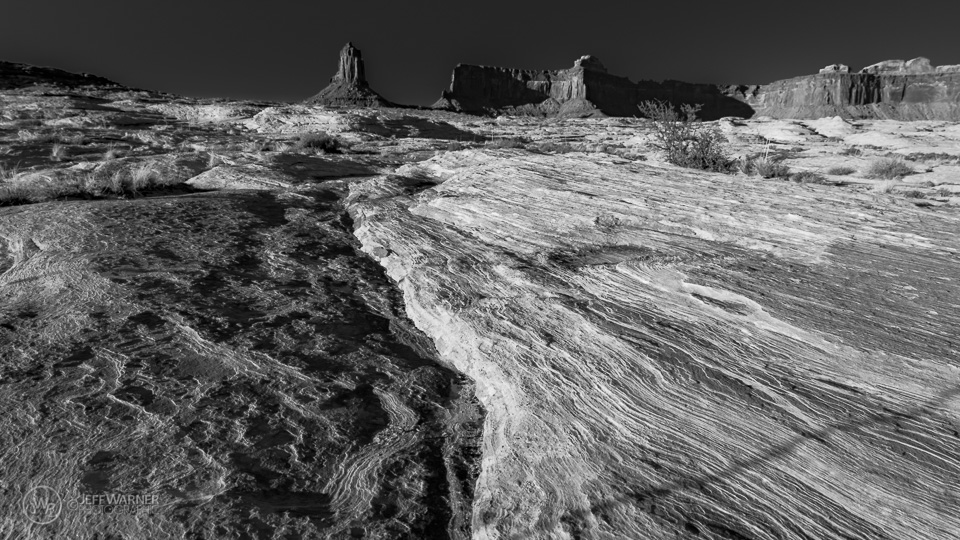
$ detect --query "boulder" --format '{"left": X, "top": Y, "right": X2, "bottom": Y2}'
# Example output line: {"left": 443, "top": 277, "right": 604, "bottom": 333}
{"left": 304, "top": 43, "right": 391, "bottom": 108}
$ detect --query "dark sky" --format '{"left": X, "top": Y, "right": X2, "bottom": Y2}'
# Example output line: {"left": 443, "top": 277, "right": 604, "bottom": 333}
{"left": 3, "top": 1, "right": 959, "bottom": 105}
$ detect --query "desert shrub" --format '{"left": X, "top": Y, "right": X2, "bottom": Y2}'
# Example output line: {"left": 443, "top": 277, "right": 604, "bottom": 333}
{"left": 296, "top": 132, "right": 343, "bottom": 153}
{"left": 839, "top": 147, "right": 861, "bottom": 156}
{"left": 901, "top": 189, "right": 926, "bottom": 199}
{"left": 827, "top": 166, "right": 856, "bottom": 176}
{"left": 866, "top": 158, "right": 914, "bottom": 179}
{"left": 0, "top": 182, "right": 33, "bottom": 205}
{"left": 0, "top": 162, "right": 21, "bottom": 181}
{"left": 103, "top": 143, "right": 126, "bottom": 160}
{"left": 752, "top": 156, "right": 791, "bottom": 179}
{"left": 872, "top": 180, "right": 897, "bottom": 194}
{"left": 790, "top": 171, "right": 829, "bottom": 184}
{"left": 527, "top": 141, "right": 579, "bottom": 154}
{"left": 637, "top": 100, "right": 731, "bottom": 172}
{"left": 129, "top": 163, "right": 161, "bottom": 193}
{"left": 485, "top": 137, "right": 529, "bottom": 149}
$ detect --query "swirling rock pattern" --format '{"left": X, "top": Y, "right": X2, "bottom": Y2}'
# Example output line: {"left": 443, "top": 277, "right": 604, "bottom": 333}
{"left": 348, "top": 150, "right": 960, "bottom": 539}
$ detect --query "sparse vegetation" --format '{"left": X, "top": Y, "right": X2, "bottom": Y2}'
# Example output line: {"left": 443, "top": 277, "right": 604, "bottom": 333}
{"left": 50, "top": 143, "right": 66, "bottom": 161}
{"left": 866, "top": 158, "right": 914, "bottom": 179}
{"left": 485, "top": 137, "right": 529, "bottom": 149}
{"left": 901, "top": 189, "right": 926, "bottom": 199}
{"left": 754, "top": 157, "right": 790, "bottom": 178}
{"left": 839, "top": 147, "right": 861, "bottom": 156}
{"left": 903, "top": 152, "right": 960, "bottom": 163}
{"left": 637, "top": 100, "right": 731, "bottom": 172}
{"left": 527, "top": 141, "right": 579, "bottom": 154}
{"left": 935, "top": 187, "right": 955, "bottom": 198}
{"left": 0, "top": 162, "right": 21, "bottom": 181}
{"left": 827, "top": 166, "right": 856, "bottom": 176}
{"left": 104, "top": 143, "right": 125, "bottom": 160}
{"left": 296, "top": 131, "right": 343, "bottom": 153}
{"left": 790, "top": 171, "right": 829, "bottom": 184}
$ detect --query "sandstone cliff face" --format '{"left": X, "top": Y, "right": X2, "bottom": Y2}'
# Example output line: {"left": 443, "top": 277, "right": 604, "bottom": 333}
{"left": 433, "top": 56, "right": 754, "bottom": 120}
{"left": 742, "top": 57, "right": 960, "bottom": 120}
{"left": 305, "top": 43, "right": 391, "bottom": 108}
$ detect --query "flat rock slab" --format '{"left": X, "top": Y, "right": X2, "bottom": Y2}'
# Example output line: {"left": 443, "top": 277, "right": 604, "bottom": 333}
{"left": 348, "top": 149, "right": 960, "bottom": 539}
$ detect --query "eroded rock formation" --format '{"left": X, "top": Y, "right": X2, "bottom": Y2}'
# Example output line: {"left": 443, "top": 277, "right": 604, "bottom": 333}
{"left": 738, "top": 57, "right": 960, "bottom": 120}
{"left": 305, "top": 43, "right": 391, "bottom": 108}
{"left": 432, "top": 55, "right": 754, "bottom": 120}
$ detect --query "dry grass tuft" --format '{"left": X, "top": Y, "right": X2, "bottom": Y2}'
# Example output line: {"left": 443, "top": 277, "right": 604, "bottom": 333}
{"left": 296, "top": 132, "right": 344, "bottom": 153}
{"left": 866, "top": 158, "right": 914, "bottom": 179}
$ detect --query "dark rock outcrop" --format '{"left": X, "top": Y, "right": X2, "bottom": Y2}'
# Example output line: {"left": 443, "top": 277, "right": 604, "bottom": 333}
{"left": 0, "top": 61, "right": 119, "bottom": 90}
{"left": 432, "top": 56, "right": 754, "bottom": 120}
{"left": 305, "top": 43, "right": 391, "bottom": 107}
{"left": 738, "top": 57, "right": 960, "bottom": 120}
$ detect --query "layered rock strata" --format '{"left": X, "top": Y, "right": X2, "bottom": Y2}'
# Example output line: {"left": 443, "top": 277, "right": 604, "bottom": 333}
{"left": 305, "top": 43, "right": 392, "bottom": 108}
{"left": 432, "top": 56, "right": 754, "bottom": 120}
{"left": 737, "top": 57, "right": 960, "bottom": 120}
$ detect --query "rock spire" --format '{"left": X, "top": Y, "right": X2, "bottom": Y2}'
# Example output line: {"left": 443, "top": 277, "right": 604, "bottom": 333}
{"left": 305, "top": 42, "right": 390, "bottom": 107}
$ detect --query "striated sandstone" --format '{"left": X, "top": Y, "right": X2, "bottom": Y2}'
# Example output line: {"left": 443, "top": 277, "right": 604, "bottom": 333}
{"left": 349, "top": 149, "right": 960, "bottom": 539}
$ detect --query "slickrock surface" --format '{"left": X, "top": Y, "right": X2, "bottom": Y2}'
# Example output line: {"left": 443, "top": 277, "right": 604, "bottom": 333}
{"left": 348, "top": 149, "right": 960, "bottom": 538}
{"left": 305, "top": 43, "right": 392, "bottom": 108}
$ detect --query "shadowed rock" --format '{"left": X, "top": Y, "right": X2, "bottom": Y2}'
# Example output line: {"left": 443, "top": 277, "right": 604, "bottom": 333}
{"left": 305, "top": 43, "right": 392, "bottom": 108}
{"left": 432, "top": 55, "right": 755, "bottom": 120}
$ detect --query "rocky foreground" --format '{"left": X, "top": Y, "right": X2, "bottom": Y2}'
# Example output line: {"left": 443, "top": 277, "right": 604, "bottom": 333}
{"left": 2, "top": 71, "right": 960, "bottom": 539}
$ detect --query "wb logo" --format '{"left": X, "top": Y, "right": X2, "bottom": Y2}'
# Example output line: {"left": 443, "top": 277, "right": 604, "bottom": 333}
{"left": 21, "top": 486, "right": 62, "bottom": 525}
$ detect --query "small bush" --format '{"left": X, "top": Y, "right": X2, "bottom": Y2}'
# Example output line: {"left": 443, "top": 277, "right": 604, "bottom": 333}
{"left": 0, "top": 162, "right": 21, "bottom": 181}
{"left": 901, "top": 189, "right": 926, "bottom": 199}
{"left": 839, "top": 147, "right": 861, "bottom": 156}
{"left": 936, "top": 187, "right": 955, "bottom": 198}
{"left": 637, "top": 100, "right": 731, "bottom": 172}
{"left": 866, "top": 158, "right": 914, "bottom": 179}
{"left": 527, "top": 141, "right": 579, "bottom": 154}
{"left": 50, "top": 143, "right": 66, "bottom": 161}
{"left": 485, "top": 137, "right": 528, "bottom": 149}
{"left": 827, "top": 166, "right": 856, "bottom": 176}
{"left": 752, "top": 156, "right": 791, "bottom": 179}
{"left": 130, "top": 163, "right": 161, "bottom": 193}
{"left": 104, "top": 143, "right": 125, "bottom": 160}
{"left": 790, "top": 171, "right": 829, "bottom": 184}
{"left": 872, "top": 180, "right": 897, "bottom": 194}
{"left": 296, "top": 132, "right": 343, "bottom": 153}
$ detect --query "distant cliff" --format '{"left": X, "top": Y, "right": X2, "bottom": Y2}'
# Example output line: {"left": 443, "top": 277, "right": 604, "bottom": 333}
{"left": 0, "top": 61, "right": 119, "bottom": 90}
{"left": 731, "top": 57, "right": 960, "bottom": 120}
{"left": 433, "top": 55, "right": 960, "bottom": 121}
{"left": 432, "top": 56, "right": 754, "bottom": 120}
